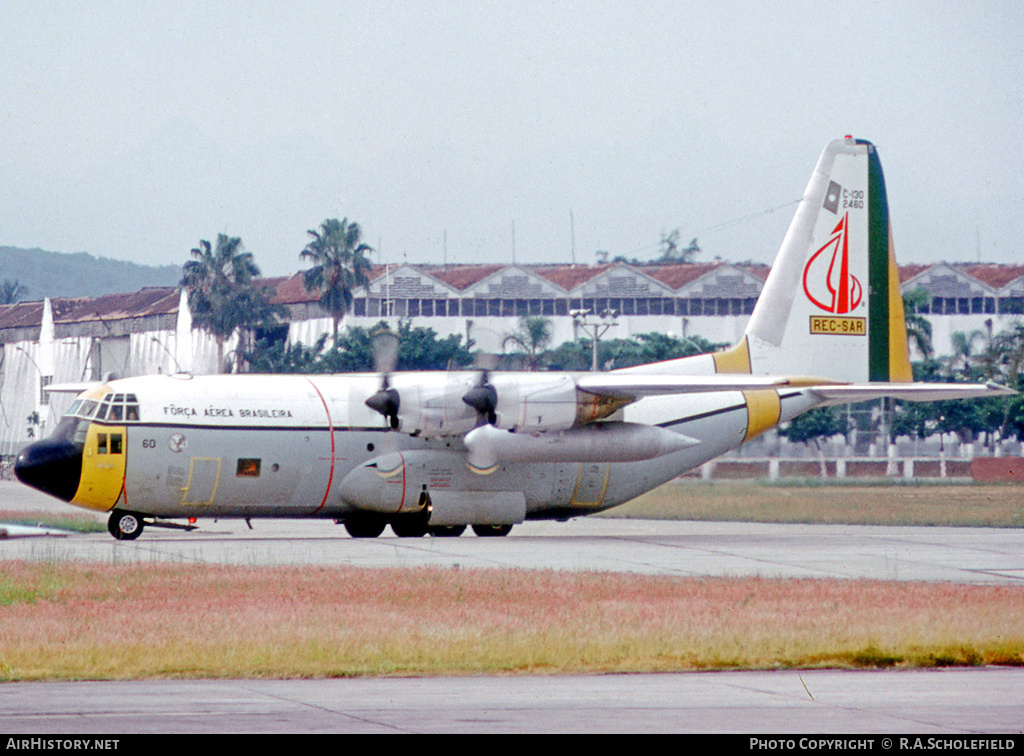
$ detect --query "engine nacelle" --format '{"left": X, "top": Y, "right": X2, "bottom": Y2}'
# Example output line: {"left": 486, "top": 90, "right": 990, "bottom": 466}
{"left": 336, "top": 452, "right": 417, "bottom": 515}
{"left": 487, "top": 373, "right": 580, "bottom": 433}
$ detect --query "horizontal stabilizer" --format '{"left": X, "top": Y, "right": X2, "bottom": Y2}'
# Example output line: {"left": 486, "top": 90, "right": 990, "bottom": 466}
{"left": 810, "top": 382, "right": 1015, "bottom": 404}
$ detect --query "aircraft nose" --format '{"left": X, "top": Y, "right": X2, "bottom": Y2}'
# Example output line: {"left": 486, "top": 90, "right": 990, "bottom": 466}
{"left": 14, "top": 438, "right": 83, "bottom": 503}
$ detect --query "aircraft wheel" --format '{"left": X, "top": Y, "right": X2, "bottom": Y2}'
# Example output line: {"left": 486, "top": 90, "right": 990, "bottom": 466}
{"left": 390, "top": 517, "right": 429, "bottom": 538}
{"left": 471, "top": 524, "right": 512, "bottom": 537}
{"left": 108, "top": 510, "right": 144, "bottom": 541}
{"left": 428, "top": 525, "right": 466, "bottom": 537}
{"left": 343, "top": 516, "right": 387, "bottom": 538}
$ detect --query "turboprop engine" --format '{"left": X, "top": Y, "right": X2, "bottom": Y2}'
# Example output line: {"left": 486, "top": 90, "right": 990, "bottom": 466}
{"left": 366, "top": 371, "right": 631, "bottom": 438}
{"left": 365, "top": 372, "right": 481, "bottom": 437}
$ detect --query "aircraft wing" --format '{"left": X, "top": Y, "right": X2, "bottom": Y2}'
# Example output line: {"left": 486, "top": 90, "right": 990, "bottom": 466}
{"left": 43, "top": 382, "right": 104, "bottom": 394}
{"left": 575, "top": 374, "right": 820, "bottom": 397}
{"left": 577, "top": 374, "right": 1015, "bottom": 403}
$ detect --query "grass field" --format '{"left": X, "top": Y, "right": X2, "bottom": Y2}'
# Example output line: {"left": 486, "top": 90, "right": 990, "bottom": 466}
{"left": 1, "top": 479, "right": 1022, "bottom": 680}
{"left": 600, "top": 479, "right": 1024, "bottom": 528}
{"left": 1, "top": 561, "right": 1022, "bottom": 681}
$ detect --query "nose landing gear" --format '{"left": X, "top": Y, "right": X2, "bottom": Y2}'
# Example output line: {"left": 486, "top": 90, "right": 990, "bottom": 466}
{"left": 108, "top": 509, "right": 145, "bottom": 540}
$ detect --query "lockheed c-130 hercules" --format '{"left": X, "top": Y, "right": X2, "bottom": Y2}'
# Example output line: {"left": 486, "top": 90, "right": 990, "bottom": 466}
{"left": 14, "top": 137, "right": 1013, "bottom": 540}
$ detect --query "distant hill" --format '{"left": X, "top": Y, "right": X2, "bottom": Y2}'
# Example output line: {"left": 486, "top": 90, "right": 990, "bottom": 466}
{"left": 0, "top": 247, "right": 181, "bottom": 301}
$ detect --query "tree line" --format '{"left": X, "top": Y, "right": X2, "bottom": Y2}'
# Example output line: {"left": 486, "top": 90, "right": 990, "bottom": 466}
{"left": 179, "top": 217, "right": 726, "bottom": 375}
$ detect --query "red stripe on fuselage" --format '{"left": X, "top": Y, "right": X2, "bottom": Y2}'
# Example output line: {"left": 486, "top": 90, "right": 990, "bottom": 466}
{"left": 304, "top": 377, "right": 335, "bottom": 514}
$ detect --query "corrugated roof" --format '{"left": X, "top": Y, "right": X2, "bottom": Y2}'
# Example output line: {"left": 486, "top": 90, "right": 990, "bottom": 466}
{"left": 0, "top": 300, "right": 47, "bottom": 330}
{"left": 55, "top": 287, "right": 180, "bottom": 324}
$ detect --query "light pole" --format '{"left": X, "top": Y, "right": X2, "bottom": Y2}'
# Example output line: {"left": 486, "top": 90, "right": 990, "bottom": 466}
{"left": 570, "top": 308, "right": 619, "bottom": 372}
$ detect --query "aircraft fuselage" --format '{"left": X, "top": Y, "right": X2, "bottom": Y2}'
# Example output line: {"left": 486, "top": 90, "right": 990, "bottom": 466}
{"left": 16, "top": 371, "right": 816, "bottom": 532}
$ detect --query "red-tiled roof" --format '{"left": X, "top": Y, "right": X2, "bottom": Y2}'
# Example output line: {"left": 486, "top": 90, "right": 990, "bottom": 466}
{"left": 898, "top": 264, "right": 933, "bottom": 284}
{"left": 529, "top": 264, "right": 616, "bottom": 290}
{"left": 738, "top": 263, "right": 772, "bottom": 282}
{"left": 422, "top": 264, "right": 507, "bottom": 291}
{"left": 959, "top": 264, "right": 1024, "bottom": 290}
{"left": 898, "top": 263, "right": 1024, "bottom": 290}
{"left": 641, "top": 263, "right": 722, "bottom": 289}
{"left": 266, "top": 274, "right": 316, "bottom": 305}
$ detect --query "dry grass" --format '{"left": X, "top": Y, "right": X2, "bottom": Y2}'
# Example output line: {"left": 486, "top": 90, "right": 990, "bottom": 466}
{"left": 1, "top": 561, "right": 1022, "bottom": 681}
{"left": 0, "top": 510, "right": 106, "bottom": 534}
{"left": 601, "top": 481, "right": 1024, "bottom": 528}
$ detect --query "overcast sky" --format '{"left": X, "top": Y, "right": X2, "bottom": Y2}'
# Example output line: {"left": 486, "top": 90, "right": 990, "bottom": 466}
{"left": 1, "top": 1, "right": 1021, "bottom": 278}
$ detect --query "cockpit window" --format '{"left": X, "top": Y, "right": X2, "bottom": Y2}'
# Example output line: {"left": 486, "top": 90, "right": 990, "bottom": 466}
{"left": 69, "top": 394, "right": 140, "bottom": 423}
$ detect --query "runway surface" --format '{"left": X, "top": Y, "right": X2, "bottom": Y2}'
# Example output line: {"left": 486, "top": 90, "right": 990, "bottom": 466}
{"left": 2, "top": 481, "right": 1023, "bottom": 733}
{"left": 3, "top": 668, "right": 1023, "bottom": 734}
{"left": 4, "top": 512, "right": 1024, "bottom": 585}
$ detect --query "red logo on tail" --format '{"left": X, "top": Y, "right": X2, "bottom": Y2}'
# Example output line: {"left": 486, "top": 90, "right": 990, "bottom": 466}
{"left": 802, "top": 212, "right": 862, "bottom": 314}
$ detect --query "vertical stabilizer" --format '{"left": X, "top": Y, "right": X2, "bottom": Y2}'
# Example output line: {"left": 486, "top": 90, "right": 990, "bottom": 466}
{"left": 724, "top": 137, "right": 912, "bottom": 383}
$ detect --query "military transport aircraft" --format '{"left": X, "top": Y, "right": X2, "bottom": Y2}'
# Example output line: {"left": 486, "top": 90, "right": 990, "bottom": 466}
{"left": 14, "top": 137, "right": 1013, "bottom": 540}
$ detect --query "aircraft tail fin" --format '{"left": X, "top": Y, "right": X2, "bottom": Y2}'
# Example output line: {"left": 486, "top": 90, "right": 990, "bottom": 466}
{"left": 713, "top": 136, "right": 912, "bottom": 383}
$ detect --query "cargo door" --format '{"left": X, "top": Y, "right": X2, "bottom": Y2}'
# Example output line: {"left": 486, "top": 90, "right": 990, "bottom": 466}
{"left": 181, "top": 458, "right": 222, "bottom": 507}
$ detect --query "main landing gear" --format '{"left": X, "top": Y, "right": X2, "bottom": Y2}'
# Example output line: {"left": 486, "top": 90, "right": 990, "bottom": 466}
{"left": 340, "top": 516, "right": 509, "bottom": 538}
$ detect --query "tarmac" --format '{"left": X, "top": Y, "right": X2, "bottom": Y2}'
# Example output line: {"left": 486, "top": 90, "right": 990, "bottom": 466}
{"left": 2, "top": 479, "right": 1023, "bottom": 734}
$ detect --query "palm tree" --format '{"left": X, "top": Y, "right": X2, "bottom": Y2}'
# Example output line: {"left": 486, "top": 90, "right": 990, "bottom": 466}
{"left": 0, "top": 279, "right": 27, "bottom": 304}
{"left": 503, "top": 316, "right": 553, "bottom": 371}
{"left": 182, "top": 234, "right": 281, "bottom": 373}
{"left": 300, "top": 218, "right": 373, "bottom": 345}
{"left": 948, "top": 329, "right": 986, "bottom": 379}
{"left": 902, "top": 287, "right": 933, "bottom": 360}
{"left": 656, "top": 230, "right": 700, "bottom": 264}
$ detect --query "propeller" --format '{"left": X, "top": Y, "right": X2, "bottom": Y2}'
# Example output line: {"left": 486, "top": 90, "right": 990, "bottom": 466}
{"left": 462, "top": 352, "right": 499, "bottom": 426}
{"left": 365, "top": 327, "right": 401, "bottom": 430}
